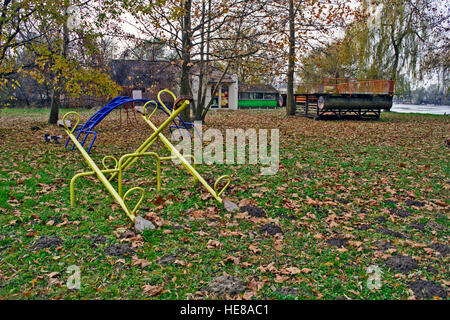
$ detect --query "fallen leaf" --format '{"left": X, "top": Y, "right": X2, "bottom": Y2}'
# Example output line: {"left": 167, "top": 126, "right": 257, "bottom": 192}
{"left": 284, "top": 267, "right": 301, "bottom": 275}
{"left": 238, "top": 199, "right": 253, "bottom": 207}
{"left": 300, "top": 268, "right": 313, "bottom": 274}
{"left": 274, "top": 274, "right": 289, "bottom": 283}
{"left": 249, "top": 245, "right": 261, "bottom": 254}
{"left": 248, "top": 278, "right": 264, "bottom": 291}
{"left": 207, "top": 239, "right": 222, "bottom": 249}
{"left": 132, "top": 256, "right": 152, "bottom": 268}
{"left": 235, "top": 211, "right": 249, "bottom": 219}
{"left": 224, "top": 256, "right": 240, "bottom": 264}
{"left": 174, "top": 259, "right": 186, "bottom": 266}
{"left": 223, "top": 198, "right": 239, "bottom": 212}
{"left": 243, "top": 291, "right": 256, "bottom": 300}
{"left": 47, "top": 272, "right": 59, "bottom": 278}
{"left": 143, "top": 283, "right": 164, "bottom": 297}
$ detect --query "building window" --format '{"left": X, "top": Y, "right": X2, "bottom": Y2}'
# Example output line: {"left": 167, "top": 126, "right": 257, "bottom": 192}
{"left": 252, "top": 92, "right": 263, "bottom": 99}
{"left": 238, "top": 92, "right": 276, "bottom": 100}
{"left": 239, "top": 92, "right": 250, "bottom": 100}
{"left": 221, "top": 85, "right": 229, "bottom": 108}
{"left": 211, "top": 86, "right": 219, "bottom": 108}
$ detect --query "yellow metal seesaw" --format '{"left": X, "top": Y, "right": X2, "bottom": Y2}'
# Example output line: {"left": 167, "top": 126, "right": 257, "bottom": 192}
{"left": 104, "top": 89, "right": 231, "bottom": 202}
{"left": 63, "top": 90, "right": 231, "bottom": 225}
{"left": 63, "top": 111, "right": 145, "bottom": 222}
{"left": 136, "top": 90, "right": 231, "bottom": 203}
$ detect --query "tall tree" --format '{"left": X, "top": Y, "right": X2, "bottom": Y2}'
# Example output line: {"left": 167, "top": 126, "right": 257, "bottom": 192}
{"left": 286, "top": 0, "right": 295, "bottom": 115}
{"left": 179, "top": 0, "right": 192, "bottom": 121}
{"left": 194, "top": 0, "right": 265, "bottom": 121}
{"left": 24, "top": 0, "right": 121, "bottom": 123}
{"left": 0, "top": 0, "right": 44, "bottom": 82}
{"left": 263, "top": 0, "right": 358, "bottom": 116}
{"left": 296, "top": 0, "right": 449, "bottom": 95}
{"left": 125, "top": 0, "right": 265, "bottom": 122}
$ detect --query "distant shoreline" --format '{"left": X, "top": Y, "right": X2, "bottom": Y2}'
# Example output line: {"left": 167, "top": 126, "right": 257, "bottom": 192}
{"left": 389, "top": 103, "right": 450, "bottom": 115}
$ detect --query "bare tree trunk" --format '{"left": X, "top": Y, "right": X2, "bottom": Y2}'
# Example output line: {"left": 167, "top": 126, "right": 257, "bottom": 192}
{"left": 49, "top": 88, "right": 60, "bottom": 123}
{"left": 391, "top": 43, "right": 399, "bottom": 81}
{"left": 179, "top": 0, "right": 192, "bottom": 122}
{"left": 49, "top": 2, "right": 69, "bottom": 124}
{"left": 200, "top": 62, "right": 231, "bottom": 121}
{"left": 194, "top": 0, "right": 206, "bottom": 121}
{"left": 286, "top": 0, "right": 296, "bottom": 116}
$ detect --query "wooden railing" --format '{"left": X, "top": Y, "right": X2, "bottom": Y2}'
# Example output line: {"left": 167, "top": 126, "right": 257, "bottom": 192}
{"left": 297, "top": 78, "right": 395, "bottom": 95}
{"left": 335, "top": 80, "right": 395, "bottom": 95}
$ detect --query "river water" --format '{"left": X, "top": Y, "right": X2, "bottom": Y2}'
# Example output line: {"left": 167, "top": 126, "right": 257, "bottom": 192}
{"left": 389, "top": 103, "right": 450, "bottom": 115}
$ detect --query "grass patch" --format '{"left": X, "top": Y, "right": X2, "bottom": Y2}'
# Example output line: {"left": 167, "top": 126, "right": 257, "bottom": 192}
{"left": 0, "top": 108, "right": 448, "bottom": 300}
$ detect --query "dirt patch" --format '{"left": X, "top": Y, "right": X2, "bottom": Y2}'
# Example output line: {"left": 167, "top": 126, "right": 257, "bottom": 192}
{"left": 104, "top": 244, "right": 133, "bottom": 257}
{"left": 327, "top": 238, "right": 347, "bottom": 248}
{"left": 205, "top": 275, "right": 246, "bottom": 298}
{"left": 377, "top": 227, "right": 406, "bottom": 238}
{"left": 259, "top": 224, "right": 283, "bottom": 236}
{"left": 314, "top": 206, "right": 329, "bottom": 218}
{"left": 405, "top": 200, "right": 425, "bottom": 207}
{"left": 409, "top": 222, "right": 425, "bottom": 231}
{"left": 385, "top": 255, "right": 418, "bottom": 274}
{"left": 426, "top": 221, "right": 446, "bottom": 231}
{"left": 356, "top": 224, "right": 373, "bottom": 231}
{"left": 408, "top": 280, "right": 447, "bottom": 299}
{"left": 375, "top": 216, "right": 387, "bottom": 224}
{"left": 429, "top": 243, "right": 449, "bottom": 256}
{"left": 89, "top": 235, "right": 107, "bottom": 245}
{"left": 275, "top": 286, "right": 298, "bottom": 297}
{"left": 197, "top": 174, "right": 216, "bottom": 188}
{"left": 298, "top": 170, "right": 315, "bottom": 179}
{"left": 119, "top": 231, "right": 136, "bottom": 240}
{"left": 278, "top": 214, "right": 297, "bottom": 220}
{"left": 373, "top": 240, "right": 394, "bottom": 251}
{"left": 157, "top": 254, "right": 177, "bottom": 266}
{"left": 390, "top": 208, "right": 411, "bottom": 218}
{"left": 426, "top": 265, "right": 438, "bottom": 274}
{"left": 31, "top": 236, "right": 63, "bottom": 251}
{"left": 336, "top": 198, "right": 350, "bottom": 205}
{"left": 383, "top": 199, "right": 398, "bottom": 206}
{"left": 240, "top": 206, "right": 266, "bottom": 218}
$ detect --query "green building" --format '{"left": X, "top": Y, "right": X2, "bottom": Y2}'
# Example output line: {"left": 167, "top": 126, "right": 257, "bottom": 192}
{"left": 238, "top": 84, "right": 280, "bottom": 109}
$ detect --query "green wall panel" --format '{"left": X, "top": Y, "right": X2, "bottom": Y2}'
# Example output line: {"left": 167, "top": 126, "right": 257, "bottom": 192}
{"left": 238, "top": 99, "right": 278, "bottom": 108}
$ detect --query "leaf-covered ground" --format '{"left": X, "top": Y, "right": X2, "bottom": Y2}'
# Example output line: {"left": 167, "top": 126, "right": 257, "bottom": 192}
{"left": 0, "top": 108, "right": 448, "bottom": 300}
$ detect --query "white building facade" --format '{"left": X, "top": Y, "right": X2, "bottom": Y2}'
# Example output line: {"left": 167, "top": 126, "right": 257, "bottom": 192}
{"left": 191, "top": 70, "right": 238, "bottom": 110}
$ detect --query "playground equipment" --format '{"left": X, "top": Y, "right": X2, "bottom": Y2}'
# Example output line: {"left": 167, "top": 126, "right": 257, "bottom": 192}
{"left": 64, "top": 93, "right": 201, "bottom": 154}
{"left": 119, "top": 100, "right": 139, "bottom": 127}
{"left": 62, "top": 90, "right": 230, "bottom": 226}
